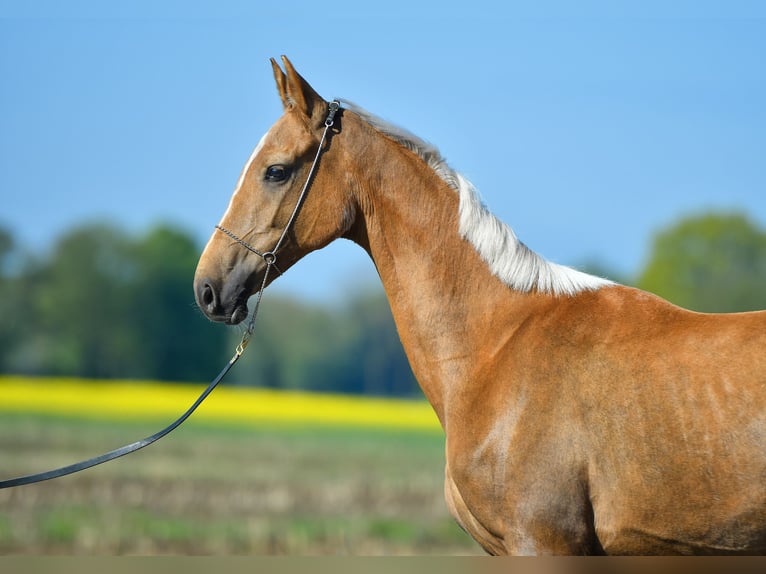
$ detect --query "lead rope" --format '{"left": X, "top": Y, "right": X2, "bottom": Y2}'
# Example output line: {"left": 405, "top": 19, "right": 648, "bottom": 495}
{"left": 0, "top": 100, "right": 341, "bottom": 489}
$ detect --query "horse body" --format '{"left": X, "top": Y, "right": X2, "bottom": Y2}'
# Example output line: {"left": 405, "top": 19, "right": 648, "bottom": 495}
{"left": 442, "top": 288, "right": 766, "bottom": 554}
{"left": 194, "top": 56, "right": 766, "bottom": 554}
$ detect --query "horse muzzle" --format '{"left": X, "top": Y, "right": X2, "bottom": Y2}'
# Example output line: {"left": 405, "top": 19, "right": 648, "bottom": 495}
{"left": 194, "top": 262, "right": 259, "bottom": 325}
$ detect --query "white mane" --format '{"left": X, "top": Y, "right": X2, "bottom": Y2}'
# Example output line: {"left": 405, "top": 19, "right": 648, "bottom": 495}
{"left": 340, "top": 100, "right": 614, "bottom": 296}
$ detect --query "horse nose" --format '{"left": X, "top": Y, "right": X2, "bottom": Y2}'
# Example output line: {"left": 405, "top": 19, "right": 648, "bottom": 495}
{"left": 196, "top": 278, "right": 220, "bottom": 317}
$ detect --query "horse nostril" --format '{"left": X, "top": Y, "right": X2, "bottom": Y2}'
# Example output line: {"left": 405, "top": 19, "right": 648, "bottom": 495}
{"left": 198, "top": 280, "right": 217, "bottom": 311}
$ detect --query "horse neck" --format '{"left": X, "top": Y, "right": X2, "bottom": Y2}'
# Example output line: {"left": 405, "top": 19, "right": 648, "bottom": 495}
{"left": 341, "top": 118, "right": 537, "bottom": 425}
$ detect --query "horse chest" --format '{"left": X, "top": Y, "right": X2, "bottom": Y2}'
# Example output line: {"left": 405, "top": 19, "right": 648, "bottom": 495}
{"left": 443, "top": 419, "right": 598, "bottom": 555}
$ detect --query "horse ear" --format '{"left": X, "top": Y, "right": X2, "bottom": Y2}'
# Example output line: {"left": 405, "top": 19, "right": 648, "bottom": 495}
{"left": 271, "top": 57, "right": 289, "bottom": 108}
{"left": 277, "top": 55, "right": 327, "bottom": 128}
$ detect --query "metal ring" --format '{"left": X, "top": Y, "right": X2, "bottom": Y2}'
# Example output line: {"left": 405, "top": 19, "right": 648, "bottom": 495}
{"left": 325, "top": 100, "right": 340, "bottom": 127}
{"left": 262, "top": 251, "right": 277, "bottom": 265}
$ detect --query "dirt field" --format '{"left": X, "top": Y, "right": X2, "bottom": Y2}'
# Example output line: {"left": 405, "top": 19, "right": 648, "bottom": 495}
{"left": 0, "top": 413, "right": 481, "bottom": 555}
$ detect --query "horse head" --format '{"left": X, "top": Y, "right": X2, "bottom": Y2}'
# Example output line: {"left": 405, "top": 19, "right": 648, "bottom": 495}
{"left": 194, "top": 56, "right": 353, "bottom": 324}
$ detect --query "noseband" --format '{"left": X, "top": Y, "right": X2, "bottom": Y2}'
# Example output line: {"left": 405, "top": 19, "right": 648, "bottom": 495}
{"left": 0, "top": 100, "right": 341, "bottom": 489}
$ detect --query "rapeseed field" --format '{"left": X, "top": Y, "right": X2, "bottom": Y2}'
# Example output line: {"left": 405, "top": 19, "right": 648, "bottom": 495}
{"left": 0, "top": 376, "right": 441, "bottom": 433}
{"left": 0, "top": 376, "right": 478, "bottom": 555}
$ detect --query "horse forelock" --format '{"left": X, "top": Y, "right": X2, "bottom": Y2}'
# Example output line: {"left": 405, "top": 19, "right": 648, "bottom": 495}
{"left": 339, "top": 100, "right": 613, "bottom": 296}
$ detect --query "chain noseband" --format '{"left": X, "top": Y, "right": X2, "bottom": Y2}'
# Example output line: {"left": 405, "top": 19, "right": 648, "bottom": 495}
{"left": 0, "top": 100, "right": 341, "bottom": 489}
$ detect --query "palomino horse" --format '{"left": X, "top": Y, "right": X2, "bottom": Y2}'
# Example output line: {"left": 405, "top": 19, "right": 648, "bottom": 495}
{"left": 194, "top": 56, "right": 766, "bottom": 555}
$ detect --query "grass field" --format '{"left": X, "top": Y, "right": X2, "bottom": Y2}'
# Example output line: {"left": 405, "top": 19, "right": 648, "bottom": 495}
{"left": 0, "top": 376, "right": 480, "bottom": 555}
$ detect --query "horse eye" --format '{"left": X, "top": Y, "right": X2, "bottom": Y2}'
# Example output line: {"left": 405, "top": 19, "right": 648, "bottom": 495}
{"left": 265, "top": 165, "right": 290, "bottom": 183}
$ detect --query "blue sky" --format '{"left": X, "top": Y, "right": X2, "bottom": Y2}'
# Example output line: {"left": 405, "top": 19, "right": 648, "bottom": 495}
{"left": 1, "top": 1, "right": 765, "bottom": 301}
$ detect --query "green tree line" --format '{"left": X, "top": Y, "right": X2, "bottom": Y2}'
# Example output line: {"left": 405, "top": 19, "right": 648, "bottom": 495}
{"left": 1, "top": 212, "right": 764, "bottom": 395}
{"left": 0, "top": 222, "right": 418, "bottom": 396}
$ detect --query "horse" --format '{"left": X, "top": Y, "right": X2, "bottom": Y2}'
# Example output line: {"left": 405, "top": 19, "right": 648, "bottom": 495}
{"left": 193, "top": 56, "right": 766, "bottom": 555}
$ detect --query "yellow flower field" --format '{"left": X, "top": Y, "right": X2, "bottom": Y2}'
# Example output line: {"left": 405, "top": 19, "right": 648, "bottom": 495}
{"left": 0, "top": 375, "right": 442, "bottom": 433}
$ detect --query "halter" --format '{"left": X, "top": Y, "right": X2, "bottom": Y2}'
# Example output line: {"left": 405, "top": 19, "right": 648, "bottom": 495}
{"left": 216, "top": 99, "right": 340, "bottom": 351}
{"left": 216, "top": 99, "right": 341, "bottom": 272}
{"left": 0, "top": 100, "right": 341, "bottom": 489}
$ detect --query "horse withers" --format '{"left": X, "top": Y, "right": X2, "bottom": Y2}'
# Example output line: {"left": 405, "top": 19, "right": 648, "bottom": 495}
{"left": 194, "top": 56, "right": 766, "bottom": 555}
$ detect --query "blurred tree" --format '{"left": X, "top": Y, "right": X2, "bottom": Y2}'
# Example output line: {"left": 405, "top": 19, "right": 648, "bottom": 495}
{"left": 0, "top": 222, "right": 228, "bottom": 381}
{"left": 343, "top": 290, "right": 418, "bottom": 396}
{"left": 233, "top": 296, "right": 357, "bottom": 392}
{"left": 0, "top": 227, "right": 12, "bottom": 270}
{"left": 28, "top": 223, "right": 138, "bottom": 376}
{"left": 0, "top": 226, "right": 22, "bottom": 369}
{"left": 130, "top": 224, "right": 228, "bottom": 381}
{"left": 637, "top": 212, "right": 766, "bottom": 313}
{"left": 234, "top": 288, "right": 419, "bottom": 397}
